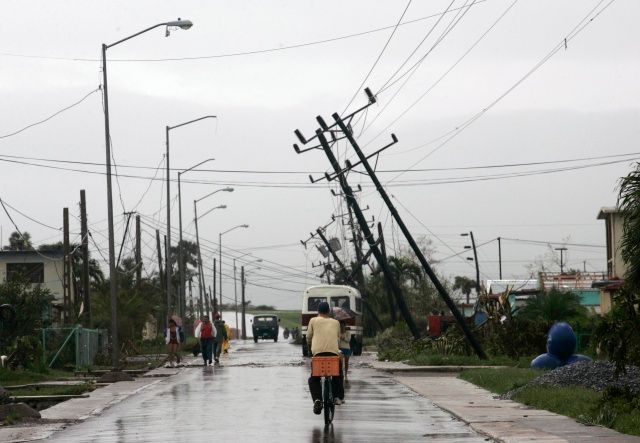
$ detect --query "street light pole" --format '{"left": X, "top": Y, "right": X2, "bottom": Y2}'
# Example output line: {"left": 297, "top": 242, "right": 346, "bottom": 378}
{"left": 178, "top": 158, "right": 215, "bottom": 318}
{"left": 166, "top": 116, "right": 216, "bottom": 323}
{"left": 219, "top": 224, "right": 250, "bottom": 334}
{"left": 101, "top": 18, "right": 192, "bottom": 369}
{"left": 194, "top": 187, "right": 234, "bottom": 312}
{"left": 194, "top": 202, "right": 226, "bottom": 317}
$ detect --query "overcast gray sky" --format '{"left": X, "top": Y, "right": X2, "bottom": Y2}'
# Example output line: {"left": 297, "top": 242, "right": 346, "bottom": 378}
{"left": 1, "top": 0, "right": 638, "bottom": 309}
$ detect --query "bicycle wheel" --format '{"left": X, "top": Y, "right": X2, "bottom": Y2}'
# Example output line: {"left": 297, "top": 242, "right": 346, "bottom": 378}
{"left": 323, "top": 377, "right": 334, "bottom": 425}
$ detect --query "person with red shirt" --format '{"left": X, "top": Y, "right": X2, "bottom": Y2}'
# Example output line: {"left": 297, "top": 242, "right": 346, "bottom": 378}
{"left": 195, "top": 315, "right": 216, "bottom": 366}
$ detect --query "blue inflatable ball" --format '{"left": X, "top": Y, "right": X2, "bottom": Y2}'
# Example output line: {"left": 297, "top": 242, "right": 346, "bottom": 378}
{"left": 530, "top": 353, "right": 562, "bottom": 370}
{"left": 565, "top": 354, "right": 593, "bottom": 365}
{"left": 546, "top": 322, "right": 577, "bottom": 361}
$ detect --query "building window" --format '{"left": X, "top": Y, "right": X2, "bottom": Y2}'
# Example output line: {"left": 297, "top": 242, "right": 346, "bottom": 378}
{"left": 7, "top": 262, "right": 45, "bottom": 284}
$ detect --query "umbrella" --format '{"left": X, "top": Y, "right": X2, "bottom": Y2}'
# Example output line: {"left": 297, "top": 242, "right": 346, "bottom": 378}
{"left": 331, "top": 306, "right": 356, "bottom": 321}
{"left": 170, "top": 314, "right": 183, "bottom": 327}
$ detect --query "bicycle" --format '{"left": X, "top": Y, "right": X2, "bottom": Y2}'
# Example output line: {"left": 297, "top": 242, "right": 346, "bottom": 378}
{"left": 311, "top": 355, "right": 342, "bottom": 425}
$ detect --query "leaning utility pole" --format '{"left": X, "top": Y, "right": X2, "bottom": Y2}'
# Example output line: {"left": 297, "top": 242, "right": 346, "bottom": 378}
{"left": 470, "top": 231, "right": 480, "bottom": 297}
{"left": 328, "top": 100, "right": 485, "bottom": 359}
{"left": 309, "top": 129, "right": 420, "bottom": 339}
{"left": 294, "top": 89, "right": 486, "bottom": 358}
{"left": 80, "top": 190, "right": 91, "bottom": 327}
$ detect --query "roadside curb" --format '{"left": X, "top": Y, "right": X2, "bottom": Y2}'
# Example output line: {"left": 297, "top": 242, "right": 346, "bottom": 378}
{"left": 376, "top": 365, "right": 509, "bottom": 373}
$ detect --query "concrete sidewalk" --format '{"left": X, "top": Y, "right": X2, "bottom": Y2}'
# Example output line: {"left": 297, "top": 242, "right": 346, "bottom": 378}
{"left": 367, "top": 357, "right": 640, "bottom": 443}
{"left": 0, "top": 364, "right": 185, "bottom": 443}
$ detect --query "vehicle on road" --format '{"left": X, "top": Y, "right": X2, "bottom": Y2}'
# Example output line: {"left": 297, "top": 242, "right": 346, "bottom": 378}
{"left": 251, "top": 315, "right": 280, "bottom": 342}
{"left": 301, "top": 285, "right": 363, "bottom": 357}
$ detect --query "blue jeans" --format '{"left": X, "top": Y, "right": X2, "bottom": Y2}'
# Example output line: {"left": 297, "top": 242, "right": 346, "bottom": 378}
{"left": 201, "top": 338, "right": 213, "bottom": 364}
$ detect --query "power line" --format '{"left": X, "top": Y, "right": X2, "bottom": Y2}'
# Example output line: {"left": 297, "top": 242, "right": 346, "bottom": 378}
{"left": 500, "top": 237, "right": 605, "bottom": 248}
{"left": 0, "top": 198, "right": 61, "bottom": 231}
{"left": 341, "top": 0, "right": 413, "bottom": 115}
{"left": 0, "top": 150, "right": 636, "bottom": 174}
{"left": 0, "top": 88, "right": 100, "bottom": 140}
{"left": 0, "top": 3, "right": 488, "bottom": 64}
{"left": 363, "top": 0, "right": 519, "bottom": 145}
{"left": 0, "top": 152, "right": 634, "bottom": 189}
{"left": 382, "top": 0, "right": 618, "bottom": 186}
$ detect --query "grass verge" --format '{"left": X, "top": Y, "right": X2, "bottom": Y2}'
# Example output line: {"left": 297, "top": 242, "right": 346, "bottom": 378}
{"left": 407, "top": 353, "right": 535, "bottom": 368}
{"left": 0, "top": 368, "right": 73, "bottom": 386}
{"left": 460, "top": 367, "right": 640, "bottom": 437}
{"left": 459, "top": 367, "right": 540, "bottom": 394}
{"left": 9, "top": 384, "right": 96, "bottom": 397}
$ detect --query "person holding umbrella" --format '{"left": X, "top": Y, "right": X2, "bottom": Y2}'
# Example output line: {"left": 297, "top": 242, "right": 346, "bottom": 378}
{"left": 164, "top": 318, "right": 181, "bottom": 368}
{"left": 339, "top": 320, "right": 352, "bottom": 380}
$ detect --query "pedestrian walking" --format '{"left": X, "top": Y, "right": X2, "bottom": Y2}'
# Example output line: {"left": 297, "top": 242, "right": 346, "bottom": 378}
{"left": 339, "top": 320, "right": 352, "bottom": 380}
{"left": 195, "top": 315, "right": 216, "bottom": 366}
{"left": 164, "top": 319, "right": 181, "bottom": 368}
{"left": 212, "top": 312, "right": 227, "bottom": 363}
{"left": 223, "top": 322, "right": 232, "bottom": 354}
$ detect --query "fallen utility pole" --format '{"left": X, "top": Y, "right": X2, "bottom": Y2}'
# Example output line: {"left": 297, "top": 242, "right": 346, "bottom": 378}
{"left": 314, "top": 129, "right": 420, "bottom": 339}
{"left": 316, "top": 228, "right": 384, "bottom": 331}
{"left": 331, "top": 108, "right": 486, "bottom": 359}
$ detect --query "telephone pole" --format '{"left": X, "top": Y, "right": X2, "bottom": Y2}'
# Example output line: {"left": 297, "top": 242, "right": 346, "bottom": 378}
{"left": 155, "top": 230, "right": 165, "bottom": 324}
{"left": 80, "top": 190, "right": 91, "bottom": 327}
{"left": 293, "top": 89, "right": 486, "bottom": 357}
{"left": 135, "top": 215, "right": 142, "bottom": 288}
{"left": 63, "top": 207, "right": 71, "bottom": 323}
{"left": 315, "top": 129, "right": 420, "bottom": 339}
{"left": 241, "top": 265, "right": 247, "bottom": 340}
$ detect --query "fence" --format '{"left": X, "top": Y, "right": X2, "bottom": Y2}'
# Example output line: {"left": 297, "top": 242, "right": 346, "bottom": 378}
{"left": 40, "top": 326, "right": 108, "bottom": 370}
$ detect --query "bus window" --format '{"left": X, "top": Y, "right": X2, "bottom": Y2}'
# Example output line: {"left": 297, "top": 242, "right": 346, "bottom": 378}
{"left": 308, "top": 297, "right": 327, "bottom": 312}
{"left": 331, "top": 296, "right": 350, "bottom": 309}
{"left": 355, "top": 297, "right": 362, "bottom": 313}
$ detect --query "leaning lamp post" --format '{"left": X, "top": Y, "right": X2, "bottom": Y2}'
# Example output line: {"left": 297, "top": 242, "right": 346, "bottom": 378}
{"left": 102, "top": 18, "right": 192, "bottom": 369}
{"left": 167, "top": 116, "right": 216, "bottom": 322}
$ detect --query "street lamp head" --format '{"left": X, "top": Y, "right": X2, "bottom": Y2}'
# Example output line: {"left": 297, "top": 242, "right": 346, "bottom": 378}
{"left": 218, "top": 205, "right": 227, "bottom": 209}
{"left": 224, "top": 187, "right": 234, "bottom": 192}
{"left": 165, "top": 19, "right": 193, "bottom": 29}
{"left": 165, "top": 19, "right": 193, "bottom": 37}
{"left": 241, "top": 224, "right": 249, "bottom": 228}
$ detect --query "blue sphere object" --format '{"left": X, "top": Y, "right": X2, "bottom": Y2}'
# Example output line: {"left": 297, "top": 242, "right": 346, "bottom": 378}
{"left": 565, "top": 354, "right": 593, "bottom": 365}
{"left": 546, "top": 322, "right": 577, "bottom": 361}
{"left": 531, "top": 353, "right": 562, "bottom": 369}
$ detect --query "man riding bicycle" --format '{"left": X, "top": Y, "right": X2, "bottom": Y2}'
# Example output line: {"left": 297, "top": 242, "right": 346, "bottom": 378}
{"left": 307, "top": 301, "right": 345, "bottom": 415}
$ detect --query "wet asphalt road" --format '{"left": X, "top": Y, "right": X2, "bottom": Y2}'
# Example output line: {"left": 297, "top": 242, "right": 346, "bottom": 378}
{"left": 48, "top": 341, "right": 488, "bottom": 442}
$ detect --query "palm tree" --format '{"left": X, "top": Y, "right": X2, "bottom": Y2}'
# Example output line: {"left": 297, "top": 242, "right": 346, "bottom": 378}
{"left": 4, "top": 231, "right": 32, "bottom": 250}
{"left": 453, "top": 276, "right": 476, "bottom": 302}
{"left": 518, "top": 288, "right": 587, "bottom": 323}
{"left": 618, "top": 163, "right": 640, "bottom": 291}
